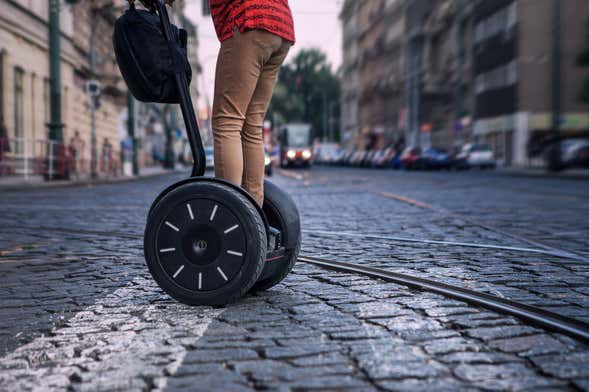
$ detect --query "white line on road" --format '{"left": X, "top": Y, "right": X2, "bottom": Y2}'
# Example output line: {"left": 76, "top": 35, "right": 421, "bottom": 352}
{"left": 0, "top": 275, "right": 224, "bottom": 391}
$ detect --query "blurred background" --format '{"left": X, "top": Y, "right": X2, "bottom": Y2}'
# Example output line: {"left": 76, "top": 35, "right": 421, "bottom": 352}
{"left": 1, "top": 0, "right": 589, "bottom": 185}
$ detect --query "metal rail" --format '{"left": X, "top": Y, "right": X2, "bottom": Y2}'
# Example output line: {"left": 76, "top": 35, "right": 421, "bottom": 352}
{"left": 304, "top": 229, "right": 577, "bottom": 260}
{"left": 376, "top": 191, "right": 588, "bottom": 263}
{"left": 298, "top": 255, "right": 589, "bottom": 344}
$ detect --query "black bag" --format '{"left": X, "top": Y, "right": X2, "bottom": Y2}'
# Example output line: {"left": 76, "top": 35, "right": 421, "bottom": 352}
{"left": 113, "top": 4, "right": 192, "bottom": 104}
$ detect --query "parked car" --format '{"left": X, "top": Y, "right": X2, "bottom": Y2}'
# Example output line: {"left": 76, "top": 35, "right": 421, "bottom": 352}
{"left": 343, "top": 150, "right": 354, "bottom": 166}
{"left": 416, "top": 148, "right": 451, "bottom": 170}
{"left": 400, "top": 146, "right": 422, "bottom": 170}
{"left": 316, "top": 143, "right": 340, "bottom": 165}
{"left": 453, "top": 144, "right": 496, "bottom": 170}
{"left": 568, "top": 140, "right": 589, "bottom": 168}
{"left": 331, "top": 148, "right": 347, "bottom": 166}
{"left": 390, "top": 149, "right": 404, "bottom": 169}
{"left": 371, "top": 149, "right": 386, "bottom": 167}
{"left": 548, "top": 138, "right": 589, "bottom": 169}
{"left": 362, "top": 150, "right": 377, "bottom": 167}
{"left": 350, "top": 150, "right": 366, "bottom": 166}
{"left": 376, "top": 147, "right": 398, "bottom": 167}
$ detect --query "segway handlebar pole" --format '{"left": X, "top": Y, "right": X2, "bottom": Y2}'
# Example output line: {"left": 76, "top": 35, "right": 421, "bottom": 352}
{"left": 154, "top": 0, "right": 206, "bottom": 177}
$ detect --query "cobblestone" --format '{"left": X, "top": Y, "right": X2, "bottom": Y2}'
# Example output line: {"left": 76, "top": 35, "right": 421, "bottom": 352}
{"left": 1, "top": 168, "right": 589, "bottom": 390}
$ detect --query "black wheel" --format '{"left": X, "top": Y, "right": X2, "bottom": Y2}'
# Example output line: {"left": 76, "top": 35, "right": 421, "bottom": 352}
{"left": 145, "top": 181, "right": 267, "bottom": 306}
{"left": 250, "top": 180, "right": 301, "bottom": 292}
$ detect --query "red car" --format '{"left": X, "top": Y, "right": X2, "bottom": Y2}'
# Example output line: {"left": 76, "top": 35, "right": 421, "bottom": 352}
{"left": 400, "top": 146, "right": 422, "bottom": 170}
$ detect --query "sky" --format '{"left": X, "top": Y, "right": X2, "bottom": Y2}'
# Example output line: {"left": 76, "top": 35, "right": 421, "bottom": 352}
{"left": 184, "top": 0, "right": 343, "bottom": 109}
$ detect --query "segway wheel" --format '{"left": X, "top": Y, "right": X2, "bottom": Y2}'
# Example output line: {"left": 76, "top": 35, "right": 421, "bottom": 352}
{"left": 145, "top": 181, "right": 267, "bottom": 306}
{"left": 250, "top": 180, "right": 301, "bottom": 292}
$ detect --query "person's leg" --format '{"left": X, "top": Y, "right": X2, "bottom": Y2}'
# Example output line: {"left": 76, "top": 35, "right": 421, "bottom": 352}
{"left": 241, "top": 38, "right": 291, "bottom": 206}
{"left": 212, "top": 29, "right": 273, "bottom": 186}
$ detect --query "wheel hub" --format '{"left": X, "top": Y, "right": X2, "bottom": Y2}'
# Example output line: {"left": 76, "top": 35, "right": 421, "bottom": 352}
{"left": 181, "top": 225, "right": 221, "bottom": 266}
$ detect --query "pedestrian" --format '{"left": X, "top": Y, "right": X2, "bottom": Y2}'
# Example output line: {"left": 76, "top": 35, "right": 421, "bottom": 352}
{"left": 68, "top": 130, "right": 84, "bottom": 178}
{"left": 0, "top": 115, "right": 8, "bottom": 176}
{"left": 0, "top": 114, "right": 9, "bottom": 159}
{"left": 129, "top": 0, "right": 294, "bottom": 206}
{"left": 101, "top": 137, "right": 113, "bottom": 175}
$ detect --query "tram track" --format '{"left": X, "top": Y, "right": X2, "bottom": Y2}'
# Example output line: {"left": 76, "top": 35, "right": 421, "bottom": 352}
{"left": 298, "top": 255, "right": 589, "bottom": 344}
{"left": 376, "top": 191, "right": 589, "bottom": 263}
{"left": 6, "top": 224, "right": 589, "bottom": 343}
{"left": 304, "top": 229, "right": 578, "bottom": 260}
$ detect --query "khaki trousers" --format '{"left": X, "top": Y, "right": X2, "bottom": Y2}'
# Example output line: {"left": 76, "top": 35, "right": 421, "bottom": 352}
{"left": 212, "top": 28, "right": 291, "bottom": 206}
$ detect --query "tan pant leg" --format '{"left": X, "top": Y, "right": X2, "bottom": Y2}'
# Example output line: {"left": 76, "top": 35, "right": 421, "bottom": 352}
{"left": 212, "top": 29, "right": 271, "bottom": 187}
{"left": 242, "top": 39, "right": 291, "bottom": 206}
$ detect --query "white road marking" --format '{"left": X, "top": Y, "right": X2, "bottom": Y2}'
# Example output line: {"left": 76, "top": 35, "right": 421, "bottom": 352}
{"left": 224, "top": 224, "right": 239, "bottom": 234}
{"left": 173, "top": 265, "right": 185, "bottom": 278}
{"left": 165, "top": 221, "right": 180, "bottom": 232}
{"left": 0, "top": 275, "right": 224, "bottom": 390}
{"left": 209, "top": 204, "right": 218, "bottom": 221}
{"left": 217, "top": 267, "right": 228, "bottom": 281}
{"left": 159, "top": 248, "right": 176, "bottom": 253}
{"left": 227, "top": 250, "right": 243, "bottom": 257}
{"left": 198, "top": 272, "right": 203, "bottom": 290}
{"left": 187, "top": 204, "right": 194, "bottom": 220}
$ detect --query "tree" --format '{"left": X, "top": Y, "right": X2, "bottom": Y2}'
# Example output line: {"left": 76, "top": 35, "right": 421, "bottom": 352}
{"left": 267, "top": 48, "right": 341, "bottom": 141}
{"left": 577, "top": 18, "right": 589, "bottom": 102}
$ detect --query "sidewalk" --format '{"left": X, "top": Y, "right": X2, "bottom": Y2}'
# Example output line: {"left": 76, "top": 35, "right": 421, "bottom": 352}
{"left": 0, "top": 166, "right": 175, "bottom": 191}
{"left": 497, "top": 166, "right": 589, "bottom": 180}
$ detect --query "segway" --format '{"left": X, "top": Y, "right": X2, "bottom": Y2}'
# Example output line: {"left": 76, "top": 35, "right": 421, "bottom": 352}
{"left": 114, "top": 0, "right": 300, "bottom": 305}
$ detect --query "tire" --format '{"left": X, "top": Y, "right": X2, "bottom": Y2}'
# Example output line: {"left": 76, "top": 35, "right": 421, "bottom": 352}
{"left": 144, "top": 180, "right": 267, "bottom": 306}
{"left": 250, "top": 180, "right": 301, "bottom": 292}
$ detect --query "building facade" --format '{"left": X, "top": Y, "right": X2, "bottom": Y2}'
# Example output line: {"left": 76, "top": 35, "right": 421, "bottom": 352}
{"left": 343, "top": 0, "right": 406, "bottom": 150}
{"left": 473, "top": 0, "right": 589, "bottom": 166}
{"left": 357, "top": 0, "right": 386, "bottom": 149}
{"left": 0, "top": 0, "right": 200, "bottom": 178}
{"left": 420, "top": 0, "right": 476, "bottom": 152}
{"left": 340, "top": 0, "right": 589, "bottom": 167}
{"left": 339, "top": 0, "right": 359, "bottom": 146}
{"left": 0, "top": 1, "right": 76, "bottom": 154}
{"left": 382, "top": 0, "right": 406, "bottom": 146}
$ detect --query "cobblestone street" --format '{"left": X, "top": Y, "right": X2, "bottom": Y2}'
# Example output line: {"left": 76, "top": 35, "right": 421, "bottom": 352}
{"left": 1, "top": 167, "right": 589, "bottom": 391}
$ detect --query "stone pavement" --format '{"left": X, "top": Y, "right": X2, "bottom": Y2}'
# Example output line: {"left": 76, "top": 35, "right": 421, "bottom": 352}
{"left": 1, "top": 167, "right": 588, "bottom": 391}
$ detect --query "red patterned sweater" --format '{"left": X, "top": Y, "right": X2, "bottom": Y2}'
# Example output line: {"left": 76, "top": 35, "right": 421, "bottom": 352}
{"left": 209, "top": 0, "right": 295, "bottom": 43}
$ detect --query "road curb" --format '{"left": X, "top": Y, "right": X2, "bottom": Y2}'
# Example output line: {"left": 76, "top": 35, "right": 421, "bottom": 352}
{"left": 0, "top": 169, "right": 177, "bottom": 192}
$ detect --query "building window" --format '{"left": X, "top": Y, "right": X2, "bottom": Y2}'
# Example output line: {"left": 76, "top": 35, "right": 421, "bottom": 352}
{"left": 14, "top": 67, "right": 24, "bottom": 147}
{"left": 475, "top": 60, "right": 518, "bottom": 94}
{"left": 475, "top": 2, "right": 517, "bottom": 44}
{"left": 31, "top": 73, "right": 36, "bottom": 143}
